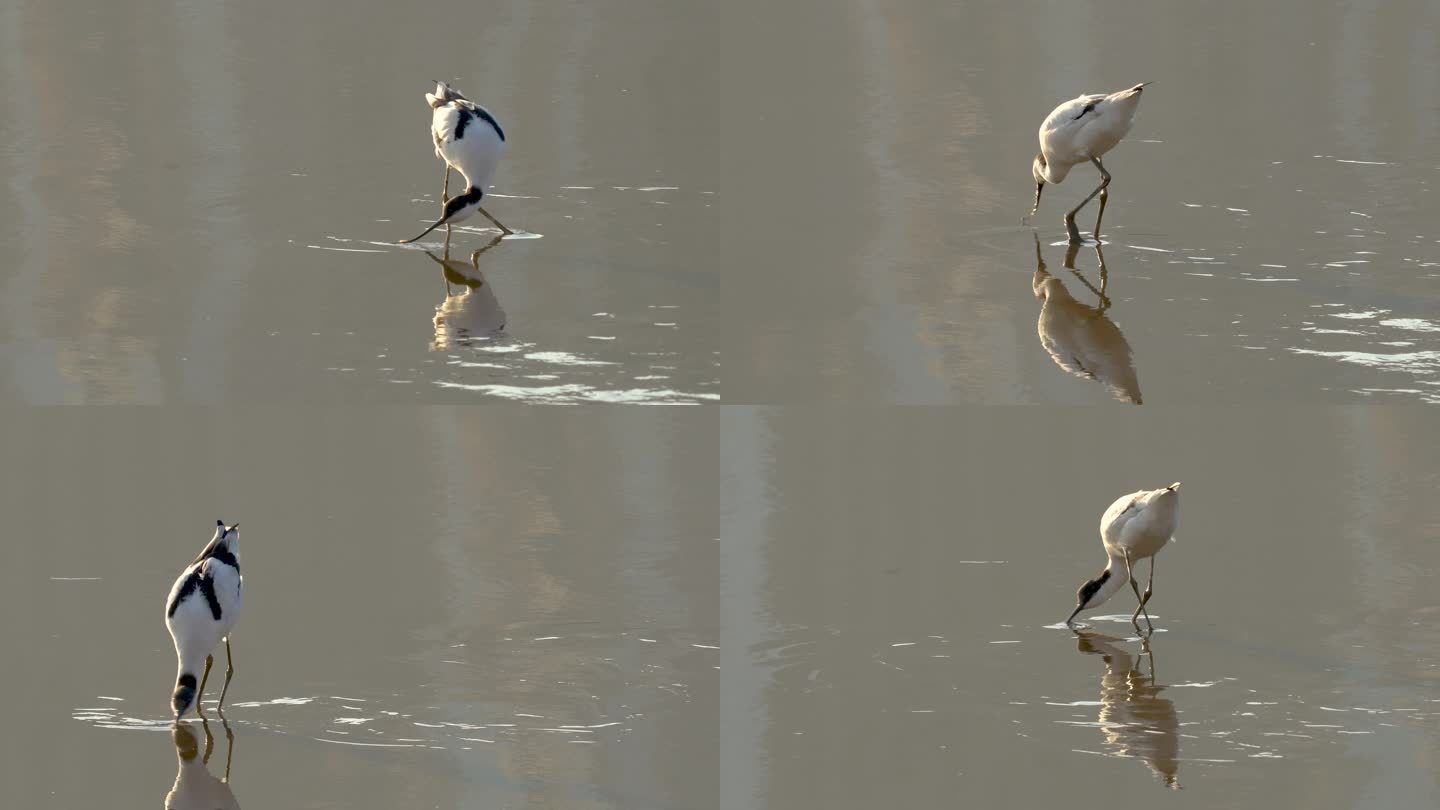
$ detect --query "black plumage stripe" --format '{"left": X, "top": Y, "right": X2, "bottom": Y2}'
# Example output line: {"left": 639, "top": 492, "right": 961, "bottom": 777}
{"left": 197, "top": 573, "right": 223, "bottom": 621}
{"left": 454, "top": 108, "right": 472, "bottom": 140}
{"left": 473, "top": 108, "right": 505, "bottom": 142}
{"left": 167, "top": 572, "right": 199, "bottom": 618}
{"left": 204, "top": 545, "right": 240, "bottom": 574}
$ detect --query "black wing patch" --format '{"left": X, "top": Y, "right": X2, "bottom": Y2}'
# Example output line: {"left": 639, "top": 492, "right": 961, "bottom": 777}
{"left": 1074, "top": 102, "right": 1097, "bottom": 121}
{"left": 197, "top": 573, "right": 223, "bottom": 621}
{"left": 167, "top": 569, "right": 225, "bottom": 621}
{"left": 454, "top": 108, "right": 472, "bottom": 140}
{"left": 473, "top": 108, "right": 505, "bottom": 142}
{"left": 168, "top": 572, "right": 199, "bottom": 618}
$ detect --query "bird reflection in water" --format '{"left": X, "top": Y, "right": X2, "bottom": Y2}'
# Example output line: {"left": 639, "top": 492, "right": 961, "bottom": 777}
{"left": 167, "top": 717, "right": 240, "bottom": 810}
{"left": 1073, "top": 630, "right": 1180, "bottom": 789}
{"left": 424, "top": 235, "right": 507, "bottom": 351}
{"left": 1033, "top": 235, "right": 1141, "bottom": 404}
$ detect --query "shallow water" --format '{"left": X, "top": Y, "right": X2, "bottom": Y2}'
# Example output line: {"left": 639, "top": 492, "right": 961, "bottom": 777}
{"left": 724, "top": 0, "right": 1440, "bottom": 404}
{"left": 0, "top": 0, "right": 717, "bottom": 404}
{"left": 0, "top": 409, "right": 716, "bottom": 809}
{"left": 723, "top": 407, "right": 1440, "bottom": 807}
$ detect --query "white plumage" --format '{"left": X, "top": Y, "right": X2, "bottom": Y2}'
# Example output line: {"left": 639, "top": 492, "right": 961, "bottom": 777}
{"left": 401, "top": 81, "right": 512, "bottom": 244}
{"left": 1033, "top": 240, "right": 1140, "bottom": 404}
{"left": 1067, "top": 483, "right": 1180, "bottom": 630}
{"left": 1030, "top": 82, "right": 1150, "bottom": 243}
{"left": 426, "top": 237, "right": 507, "bottom": 350}
{"left": 165, "top": 520, "right": 242, "bottom": 718}
{"left": 167, "top": 721, "right": 239, "bottom": 810}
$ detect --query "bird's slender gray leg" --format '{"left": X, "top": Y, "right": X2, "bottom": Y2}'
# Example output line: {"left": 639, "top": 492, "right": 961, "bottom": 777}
{"left": 1122, "top": 551, "right": 1152, "bottom": 632}
{"left": 216, "top": 638, "right": 235, "bottom": 715}
{"left": 199, "top": 715, "right": 214, "bottom": 764}
{"left": 442, "top": 166, "right": 453, "bottom": 237}
{"left": 1130, "top": 555, "right": 1155, "bottom": 630}
{"left": 1064, "top": 158, "right": 1113, "bottom": 244}
{"left": 221, "top": 717, "right": 234, "bottom": 782}
{"left": 1122, "top": 551, "right": 1143, "bottom": 605}
{"left": 196, "top": 654, "right": 214, "bottom": 717}
{"left": 1091, "top": 158, "right": 1113, "bottom": 240}
{"left": 1137, "top": 556, "right": 1156, "bottom": 614}
{"left": 478, "top": 206, "right": 513, "bottom": 235}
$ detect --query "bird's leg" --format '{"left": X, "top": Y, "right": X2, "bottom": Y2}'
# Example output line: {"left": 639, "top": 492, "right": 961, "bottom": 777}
{"left": 1122, "top": 551, "right": 1143, "bottom": 604}
{"left": 1064, "top": 158, "right": 1112, "bottom": 244}
{"left": 1138, "top": 556, "right": 1156, "bottom": 613}
{"left": 470, "top": 234, "right": 504, "bottom": 265}
{"left": 1094, "top": 244, "right": 1110, "bottom": 303}
{"left": 1091, "top": 158, "right": 1113, "bottom": 241}
{"left": 1131, "top": 556, "right": 1155, "bottom": 631}
{"left": 478, "top": 206, "right": 513, "bottom": 236}
{"left": 196, "top": 654, "right": 214, "bottom": 717}
{"left": 1122, "top": 551, "right": 1150, "bottom": 633}
{"left": 441, "top": 166, "right": 455, "bottom": 237}
{"left": 221, "top": 716, "right": 234, "bottom": 782}
{"left": 216, "top": 637, "right": 235, "bottom": 715}
{"left": 199, "top": 715, "right": 215, "bottom": 764}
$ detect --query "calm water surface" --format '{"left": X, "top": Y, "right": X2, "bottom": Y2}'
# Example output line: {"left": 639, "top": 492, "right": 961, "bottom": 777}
{"left": 726, "top": 0, "right": 1440, "bottom": 404}
{"left": 723, "top": 407, "right": 1440, "bottom": 807}
{"left": 0, "top": 409, "right": 716, "bottom": 809}
{"left": 0, "top": 0, "right": 718, "bottom": 403}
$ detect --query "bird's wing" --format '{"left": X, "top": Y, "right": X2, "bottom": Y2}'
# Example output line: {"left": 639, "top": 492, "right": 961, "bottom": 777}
{"left": 432, "top": 104, "right": 465, "bottom": 146}
{"left": 1041, "top": 95, "right": 1105, "bottom": 131}
{"left": 1101, "top": 489, "right": 1150, "bottom": 535}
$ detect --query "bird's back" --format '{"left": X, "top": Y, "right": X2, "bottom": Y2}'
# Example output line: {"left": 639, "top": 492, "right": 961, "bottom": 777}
{"left": 432, "top": 102, "right": 507, "bottom": 191}
{"left": 165, "top": 557, "right": 242, "bottom": 648}
{"left": 1034, "top": 279, "right": 1141, "bottom": 404}
{"left": 1101, "top": 485, "right": 1179, "bottom": 557}
{"left": 1039, "top": 90, "right": 1142, "bottom": 167}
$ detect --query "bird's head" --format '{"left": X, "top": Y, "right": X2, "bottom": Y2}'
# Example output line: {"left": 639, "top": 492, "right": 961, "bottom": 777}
{"left": 1030, "top": 153, "right": 1047, "bottom": 214}
{"left": 172, "top": 673, "right": 198, "bottom": 718}
{"left": 426, "top": 80, "right": 456, "bottom": 109}
{"left": 1066, "top": 566, "right": 1122, "bottom": 625}
{"left": 213, "top": 519, "right": 239, "bottom": 545}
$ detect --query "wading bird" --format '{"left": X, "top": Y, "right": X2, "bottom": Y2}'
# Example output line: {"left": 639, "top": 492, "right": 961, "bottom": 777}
{"left": 167, "top": 718, "right": 239, "bottom": 810}
{"left": 1033, "top": 235, "right": 1140, "bottom": 405}
{"left": 165, "top": 520, "right": 242, "bottom": 719}
{"left": 401, "top": 81, "right": 512, "bottom": 244}
{"left": 1066, "top": 483, "right": 1179, "bottom": 632}
{"left": 1030, "top": 82, "right": 1150, "bottom": 244}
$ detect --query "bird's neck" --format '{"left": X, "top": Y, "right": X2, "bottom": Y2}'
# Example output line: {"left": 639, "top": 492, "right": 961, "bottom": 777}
{"left": 1098, "top": 557, "right": 1133, "bottom": 597}
{"left": 1039, "top": 161, "right": 1072, "bottom": 185}
{"left": 176, "top": 651, "right": 208, "bottom": 685}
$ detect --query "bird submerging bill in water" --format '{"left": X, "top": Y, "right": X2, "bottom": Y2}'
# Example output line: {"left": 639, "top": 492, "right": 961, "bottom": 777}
{"left": 166, "top": 521, "right": 242, "bottom": 719}
{"left": 1030, "top": 82, "right": 1150, "bottom": 244}
{"left": 1066, "top": 483, "right": 1179, "bottom": 633}
{"left": 400, "top": 81, "right": 513, "bottom": 244}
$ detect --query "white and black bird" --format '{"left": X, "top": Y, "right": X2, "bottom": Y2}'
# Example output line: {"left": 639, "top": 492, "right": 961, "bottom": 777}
{"left": 165, "top": 520, "right": 242, "bottom": 719}
{"left": 167, "top": 719, "right": 239, "bottom": 810}
{"left": 1030, "top": 82, "right": 1150, "bottom": 244}
{"left": 401, "top": 81, "right": 512, "bottom": 244}
{"left": 1066, "top": 483, "right": 1180, "bottom": 631}
{"left": 1033, "top": 238, "right": 1140, "bottom": 405}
